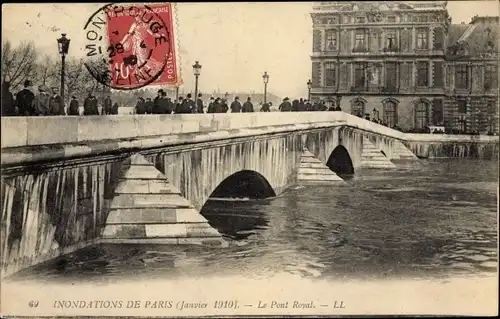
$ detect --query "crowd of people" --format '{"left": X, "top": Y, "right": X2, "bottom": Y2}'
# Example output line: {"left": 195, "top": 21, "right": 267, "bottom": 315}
{"left": 1, "top": 80, "right": 122, "bottom": 116}
{"left": 2, "top": 80, "right": 346, "bottom": 117}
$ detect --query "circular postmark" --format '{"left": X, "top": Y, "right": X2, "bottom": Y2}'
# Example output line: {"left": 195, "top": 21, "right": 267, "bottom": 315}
{"left": 83, "top": 3, "right": 172, "bottom": 90}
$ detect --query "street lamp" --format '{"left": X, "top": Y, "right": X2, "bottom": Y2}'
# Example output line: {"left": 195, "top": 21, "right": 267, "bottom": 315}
{"left": 263, "top": 71, "right": 269, "bottom": 104}
{"left": 57, "top": 33, "right": 71, "bottom": 111}
{"left": 175, "top": 85, "right": 179, "bottom": 101}
{"left": 307, "top": 79, "right": 312, "bottom": 101}
{"left": 192, "top": 61, "right": 202, "bottom": 107}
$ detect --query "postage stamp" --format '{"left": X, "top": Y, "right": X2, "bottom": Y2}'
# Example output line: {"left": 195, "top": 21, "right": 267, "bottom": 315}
{"left": 83, "top": 3, "right": 179, "bottom": 90}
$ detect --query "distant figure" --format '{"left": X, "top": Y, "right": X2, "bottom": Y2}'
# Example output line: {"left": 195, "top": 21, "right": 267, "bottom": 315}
{"left": 153, "top": 91, "right": 171, "bottom": 114}
{"left": 304, "top": 100, "right": 312, "bottom": 111}
{"left": 144, "top": 98, "right": 153, "bottom": 114}
{"left": 242, "top": 97, "right": 254, "bottom": 113}
{"left": 35, "top": 85, "right": 50, "bottom": 116}
{"left": 279, "top": 97, "right": 292, "bottom": 112}
{"left": 260, "top": 102, "right": 271, "bottom": 112}
{"left": 1, "top": 81, "right": 16, "bottom": 116}
{"left": 111, "top": 102, "right": 119, "bottom": 115}
{"left": 166, "top": 97, "right": 175, "bottom": 114}
{"left": 334, "top": 105, "right": 342, "bottom": 111}
{"left": 103, "top": 96, "right": 112, "bottom": 115}
{"left": 196, "top": 93, "right": 204, "bottom": 113}
{"left": 176, "top": 93, "right": 195, "bottom": 114}
{"left": 83, "top": 93, "right": 98, "bottom": 115}
{"left": 68, "top": 96, "right": 79, "bottom": 116}
{"left": 49, "top": 87, "right": 64, "bottom": 115}
{"left": 207, "top": 97, "right": 215, "bottom": 113}
{"left": 135, "top": 97, "right": 146, "bottom": 114}
{"left": 16, "top": 80, "right": 36, "bottom": 116}
{"left": 230, "top": 96, "right": 242, "bottom": 113}
{"left": 292, "top": 99, "right": 299, "bottom": 111}
{"left": 221, "top": 98, "right": 229, "bottom": 113}
{"left": 298, "top": 98, "right": 306, "bottom": 111}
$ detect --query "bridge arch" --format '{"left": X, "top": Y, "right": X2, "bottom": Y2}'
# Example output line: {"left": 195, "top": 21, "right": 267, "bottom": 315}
{"left": 200, "top": 170, "right": 274, "bottom": 239}
{"left": 326, "top": 145, "right": 354, "bottom": 175}
{"left": 207, "top": 170, "right": 276, "bottom": 200}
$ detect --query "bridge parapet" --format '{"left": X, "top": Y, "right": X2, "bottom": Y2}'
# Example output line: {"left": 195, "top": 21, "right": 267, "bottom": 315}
{"left": 1, "top": 112, "right": 405, "bottom": 149}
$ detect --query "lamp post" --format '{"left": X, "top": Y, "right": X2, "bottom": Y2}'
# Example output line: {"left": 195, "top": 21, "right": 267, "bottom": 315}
{"left": 192, "top": 61, "right": 202, "bottom": 105}
{"left": 307, "top": 79, "right": 312, "bottom": 101}
{"left": 263, "top": 71, "right": 269, "bottom": 104}
{"left": 175, "top": 85, "right": 179, "bottom": 101}
{"left": 57, "top": 33, "right": 71, "bottom": 111}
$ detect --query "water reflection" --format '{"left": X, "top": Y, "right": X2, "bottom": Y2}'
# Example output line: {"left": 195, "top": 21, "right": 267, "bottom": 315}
{"left": 6, "top": 159, "right": 498, "bottom": 283}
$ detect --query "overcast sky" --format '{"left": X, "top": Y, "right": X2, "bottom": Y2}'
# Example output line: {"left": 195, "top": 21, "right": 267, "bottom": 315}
{"left": 2, "top": 1, "right": 498, "bottom": 98}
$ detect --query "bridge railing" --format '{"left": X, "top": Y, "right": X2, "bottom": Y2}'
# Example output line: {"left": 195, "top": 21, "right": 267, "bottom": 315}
{"left": 0, "top": 112, "right": 408, "bottom": 149}
{"left": 2, "top": 112, "right": 495, "bottom": 150}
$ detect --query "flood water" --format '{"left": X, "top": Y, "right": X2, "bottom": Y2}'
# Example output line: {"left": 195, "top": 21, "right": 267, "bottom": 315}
{"left": 8, "top": 159, "right": 498, "bottom": 284}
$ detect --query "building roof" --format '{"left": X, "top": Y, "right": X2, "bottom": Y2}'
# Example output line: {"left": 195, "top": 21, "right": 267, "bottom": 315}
{"left": 312, "top": 1, "right": 447, "bottom": 12}
{"left": 447, "top": 16, "right": 498, "bottom": 58}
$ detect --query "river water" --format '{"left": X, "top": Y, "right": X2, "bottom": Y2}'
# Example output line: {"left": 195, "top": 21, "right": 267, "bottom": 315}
{"left": 8, "top": 159, "right": 498, "bottom": 284}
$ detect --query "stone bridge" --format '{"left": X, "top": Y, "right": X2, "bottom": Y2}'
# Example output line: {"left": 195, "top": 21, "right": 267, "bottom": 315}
{"left": 1, "top": 112, "right": 498, "bottom": 277}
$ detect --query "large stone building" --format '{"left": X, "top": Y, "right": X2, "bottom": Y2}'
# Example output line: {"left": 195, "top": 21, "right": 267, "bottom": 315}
{"left": 310, "top": 1, "right": 498, "bottom": 134}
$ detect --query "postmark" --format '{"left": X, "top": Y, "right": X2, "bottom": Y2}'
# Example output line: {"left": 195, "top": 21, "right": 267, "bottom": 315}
{"left": 83, "top": 3, "right": 179, "bottom": 90}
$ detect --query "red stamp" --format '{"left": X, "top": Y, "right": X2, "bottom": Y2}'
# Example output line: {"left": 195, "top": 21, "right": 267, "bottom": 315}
{"left": 83, "top": 3, "right": 180, "bottom": 90}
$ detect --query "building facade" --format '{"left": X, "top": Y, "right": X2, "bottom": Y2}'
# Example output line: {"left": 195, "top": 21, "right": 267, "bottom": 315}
{"left": 310, "top": 1, "right": 498, "bottom": 134}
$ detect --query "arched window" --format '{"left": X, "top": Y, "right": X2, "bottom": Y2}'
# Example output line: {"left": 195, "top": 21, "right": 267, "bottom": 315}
{"left": 350, "top": 99, "right": 365, "bottom": 117}
{"left": 414, "top": 100, "right": 429, "bottom": 129}
{"left": 382, "top": 100, "right": 398, "bottom": 127}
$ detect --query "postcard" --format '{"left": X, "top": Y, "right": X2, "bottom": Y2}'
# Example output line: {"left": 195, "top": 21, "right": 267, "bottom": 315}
{"left": 1, "top": 1, "right": 498, "bottom": 317}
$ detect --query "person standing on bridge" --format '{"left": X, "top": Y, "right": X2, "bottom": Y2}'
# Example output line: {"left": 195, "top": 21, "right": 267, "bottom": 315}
{"left": 279, "top": 97, "right": 292, "bottom": 112}
{"left": 35, "top": 85, "right": 50, "bottom": 116}
{"left": 145, "top": 97, "right": 154, "bottom": 114}
{"left": 242, "top": 97, "right": 254, "bottom": 113}
{"left": 196, "top": 93, "right": 204, "bottom": 113}
{"left": 83, "top": 93, "right": 98, "bottom": 116}
{"left": 1, "top": 81, "right": 16, "bottom": 116}
{"left": 49, "top": 87, "right": 65, "bottom": 115}
{"left": 260, "top": 101, "right": 271, "bottom": 112}
{"left": 230, "top": 96, "right": 242, "bottom": 113}
{"left": 103, "top": 95, "right": 112, "bottom": 115}
{"left": 16, "top": 80, "right": 36, "bottom": 116}
{"left": 135, "top": 97, "right": 146, "bottom": 114}
{"left": 68, "top": 96, "right": 79, "bottom": 116}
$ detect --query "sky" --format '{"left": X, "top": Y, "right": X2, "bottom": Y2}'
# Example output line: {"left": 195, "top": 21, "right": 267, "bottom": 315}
{"left": 2, "top": 1, "right": 499, "bottom": 98}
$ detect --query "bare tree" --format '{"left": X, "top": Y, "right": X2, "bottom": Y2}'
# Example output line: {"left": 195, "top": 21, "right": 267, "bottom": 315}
{"left": 1, "top": 40, "right": 38, "bottom": 90}
{"left": 34, "top": 54, "right": 58, "bottom": 87}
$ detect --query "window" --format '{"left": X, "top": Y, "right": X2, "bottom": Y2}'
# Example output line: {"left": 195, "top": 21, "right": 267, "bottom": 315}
{"left": 354, "top": 63, "right": 366, "bottom": 88}
{"left": 356, "top": 16, "right": 366, "bottom": 24}
{"left": 455, "top": 65, "right": 468, "bottom": 89}
{"left": 355, "top": 29, "right": 366, "bottom": 50}
{"left": 414, "top": 101, "right": 429, "bottom": 129}
{"left": 351, "top": 100, "right": 365, "bottom": 117}
{"left": 326, "top": 30, "right": 337, "bottom": 51}
{"left": 383, "top": 101, "right": 398, "bottom": 127}
{"left": 416, "top": 29, "right": 428, "bottom": 49}
{"left": 484, "top": 65, "right": 496, "bottom": 89}
{"left": 487, "top": 99, "right": 496, "bottom": 115}
{"left": 385, "top": 62, "right": 397, "bottom": 89}
{"left": 416, "top": 61, "right": 428, "bottom": 86}
{"left": 432, "top": 99, "right": 443, "bottom": 125}
{"left": 458, "top": 99, "right": 467, "bottom": 114}
{"left": 387, "top": 16, "right": 396, "bottom": 23}
{"left": 325, "top": 62, "right": 336, "bottom": 87}
{"left": 386, "top": 30, "right": 398, "bottom": 50}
